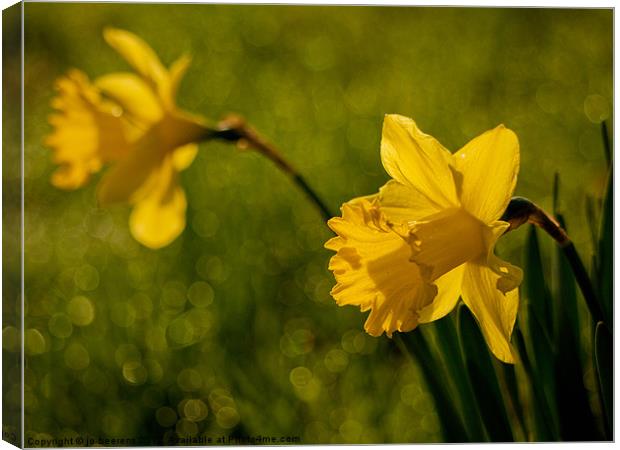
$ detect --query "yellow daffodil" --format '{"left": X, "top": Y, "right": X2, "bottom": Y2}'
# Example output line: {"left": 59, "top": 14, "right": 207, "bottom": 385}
{"left": 326, "top": 114, "right": 522, "bottom": 363}
{"left": 46, "top": 28, "right": 211, "bottom": 249}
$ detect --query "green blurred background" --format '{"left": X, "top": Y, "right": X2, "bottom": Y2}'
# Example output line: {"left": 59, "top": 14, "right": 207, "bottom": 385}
{"left": 4, "top": 4, "right": 613, "bottom": 445}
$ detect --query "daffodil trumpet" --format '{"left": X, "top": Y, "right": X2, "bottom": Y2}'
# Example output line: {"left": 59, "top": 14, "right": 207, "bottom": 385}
{"left": 501, "top": 196, "right": 603, "bottom": 325}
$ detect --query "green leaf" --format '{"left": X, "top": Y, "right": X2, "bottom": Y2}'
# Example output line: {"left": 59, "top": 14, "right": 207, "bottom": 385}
{"left": 523, "top": 226, "right": 557, "bottom": 414}
{"left": 562, "top": 242, "right": 604, "bottom": 324}
{"left": 552, "top": 214, "right": 600, "bottom": 440}
{"left": 513, "top": 326, "right": 557, "bottom": 441}
{"left": 457, "top": 305, "right": 513, "bottom": 442}
{"left": 395, "top": 332, "right": 469, "bottom": 442}
{"left": 594, "top": 322, "right": 612, "bottom": 439}
{"left": 597, "top": 169, "right": 612, "bottom": 326}
{"left": 432, "top": 315, "right": 486, "bottom": 442}
{"left": 497, "top": 363, "right": 526, "bottom": 440}
{"left": 584, "top": 194, "right": 599, "bottom": 253}
{"left": 552, "top": 214, "right": 579, "bottom": 335}
{"left": 521, "top": 228, "right": 560, "bottom": 440}
{"left": 525, "top": 226, "right": 553, "bottom": 333}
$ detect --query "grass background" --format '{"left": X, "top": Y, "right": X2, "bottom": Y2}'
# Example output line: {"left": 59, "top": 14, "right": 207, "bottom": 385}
{"left": 4, "top": 4, "right": 612, "bottom": 444}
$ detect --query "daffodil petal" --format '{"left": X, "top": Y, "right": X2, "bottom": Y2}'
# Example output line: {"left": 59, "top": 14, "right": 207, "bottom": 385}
{"left": 484, "top": 221, "right": 523, "bottom": 294}
{"left": 129, "top": 157, "right": 187, "bottom": 249}
{"left": 46, "top": 70, "right": 129, "bottom": 189}
{"left": 461, "top": 262, "right": 519, "bottom": 363}
{"left": 172, "top": 143, "right": 198, "bottom": 171}
{"left": 95, "top": 72, "right": 163, "bottom": 126}
{"left": 489, "top": 254, "right": 523, "bottom": 295}
{"left": 418, "top": 264, "right": 465, "bottom": 323}
{"left": 103, "top": 28, "right": 167, "bottom": 88}
{"left": 453, "top": 125, "right": 520, "bottom": 223}
{"left": 380, "top": 114, "right": 458, "bottom": 209}
{"left": 50, "top": 164, "right": 95, "bottom": 191}
{"left": 159, "top": 54, "right": 191, "bottom": 110}
{"left": 97, "top": 131, "right": 168, "bottom": 205}
{"left": 377, "top": 180, "right": 442, "bottom": 224}
{"left": 326, "top": 198, "right": 437, "bottom": 337}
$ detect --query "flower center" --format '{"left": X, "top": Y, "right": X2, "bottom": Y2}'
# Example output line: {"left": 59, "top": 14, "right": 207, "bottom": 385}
{"left": 407, "top": 207, "right": 486, "bottom": 281}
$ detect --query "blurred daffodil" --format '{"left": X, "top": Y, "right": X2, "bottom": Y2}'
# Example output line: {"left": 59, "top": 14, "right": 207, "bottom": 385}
{"left": 326, "top": 114, "right": 522, "bottom": 363}
{"left": 46, "top": 28, "right": 211, "bottom": 249}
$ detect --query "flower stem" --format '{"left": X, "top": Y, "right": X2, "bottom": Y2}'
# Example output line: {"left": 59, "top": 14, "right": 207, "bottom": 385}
{"left": 561, "top": 243, "right": 603, "bottom": 323}
{"left": 501, "top": 197, "right": 604, "bottom": 325}
{"left": 601, "top": 121, "right": 611, "bottom": 168}
{"left": 207, "top": 114, "right": 333, "bottom": 222}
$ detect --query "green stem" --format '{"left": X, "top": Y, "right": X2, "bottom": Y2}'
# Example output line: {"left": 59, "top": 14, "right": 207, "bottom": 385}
{"left": 208, "top": 114, "right": 333, "bottom": 221}
{"left": 561, "top": 242, "right": 604, "bottom": 324}
{"left": 501, "top": 197, "right": 604, "bottom": 325}
{"left": 601, "top": 121, "right": 611, "bottom": 168}
{"left": 292, "top": 174, "right": 333, "bottom": 222}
